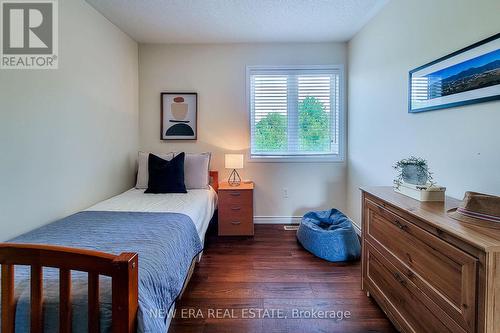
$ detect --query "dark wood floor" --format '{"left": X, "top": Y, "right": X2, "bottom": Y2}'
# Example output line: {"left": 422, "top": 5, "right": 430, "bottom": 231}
{"left": 169, "top": 224, "right": 396, "bottom": 333}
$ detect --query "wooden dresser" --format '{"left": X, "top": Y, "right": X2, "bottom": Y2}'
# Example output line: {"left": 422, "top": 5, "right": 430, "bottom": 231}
{"left": 218, "top": 181, "right": 254, "bottom": 236}
{"left": 361, "top": 187, "right": 500, "bottom": 333}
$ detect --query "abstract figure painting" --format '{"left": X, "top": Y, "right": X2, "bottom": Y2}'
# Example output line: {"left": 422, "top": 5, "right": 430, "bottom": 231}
{"left": 161, "top": 92, "right": 197, "bottom": 140}
{"left": 409, "top": 33, "right": 500, "bottom": 113}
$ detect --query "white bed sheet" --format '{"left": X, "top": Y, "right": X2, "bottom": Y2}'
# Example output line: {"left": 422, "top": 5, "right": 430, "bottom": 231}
{"left": 86, "top": 187, "right": 218, "bottom": 243}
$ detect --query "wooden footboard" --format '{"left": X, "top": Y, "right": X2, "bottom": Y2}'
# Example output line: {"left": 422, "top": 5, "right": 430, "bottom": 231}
{"left": 0, "top": 244, "right": 138, "bottom": 333}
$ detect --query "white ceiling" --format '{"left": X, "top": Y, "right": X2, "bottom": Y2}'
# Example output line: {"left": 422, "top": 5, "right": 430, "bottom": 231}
{"left": 85, "top": 0, "right": 388, "bottom": 44}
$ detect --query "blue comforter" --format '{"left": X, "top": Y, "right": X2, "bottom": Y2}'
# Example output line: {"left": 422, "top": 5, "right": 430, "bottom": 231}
{"left": 6, "top": 211, "right": 203, "bottom": 333}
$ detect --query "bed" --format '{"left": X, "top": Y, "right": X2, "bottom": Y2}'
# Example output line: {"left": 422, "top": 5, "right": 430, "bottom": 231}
{"left": 0, "top": 170, "right": 218, "bottom": 333}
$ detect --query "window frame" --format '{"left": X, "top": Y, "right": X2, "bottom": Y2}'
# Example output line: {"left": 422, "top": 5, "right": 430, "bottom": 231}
{"left": 246, "top": 65, "right": 346, "bottom": 163}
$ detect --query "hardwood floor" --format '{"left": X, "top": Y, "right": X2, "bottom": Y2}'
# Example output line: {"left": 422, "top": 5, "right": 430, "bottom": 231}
{"left": 169, "top": 224, "right": 396, "bottom": 333}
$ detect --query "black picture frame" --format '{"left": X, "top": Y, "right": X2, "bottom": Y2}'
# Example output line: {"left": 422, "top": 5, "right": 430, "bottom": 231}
{"left": 161, "top": 92, "right": 198, "bottom": 140}
{"left": 408, "top": 33, "right": 500, "bottom": 113}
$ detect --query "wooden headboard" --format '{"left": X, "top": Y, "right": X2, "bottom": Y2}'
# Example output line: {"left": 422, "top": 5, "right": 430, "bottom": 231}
{"left": 209, "top": 171, "right": 219, "bottom": 192}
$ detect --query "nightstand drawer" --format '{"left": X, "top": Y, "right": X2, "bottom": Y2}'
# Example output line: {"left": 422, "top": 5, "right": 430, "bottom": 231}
{"left": 218, "top": 190, "right": 252, "bottom": 206}
{"left": 219, "top": 216, "right": 253, "bottom": 235}
{"left": 220, "top": 202, "right": 252, "bottom": 215}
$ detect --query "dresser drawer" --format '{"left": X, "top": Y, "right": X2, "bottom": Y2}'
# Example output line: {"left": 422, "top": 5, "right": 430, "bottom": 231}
{"left": 365, "top": 242, "right": 467, "bottom": 333}
{"left": 365, "top": 198, "right": 477, "bottom": 332}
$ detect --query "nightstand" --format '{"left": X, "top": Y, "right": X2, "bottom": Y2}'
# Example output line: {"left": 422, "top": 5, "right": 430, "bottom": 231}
{"left": 218, "top": 181, "right": 254, "bottom": 236}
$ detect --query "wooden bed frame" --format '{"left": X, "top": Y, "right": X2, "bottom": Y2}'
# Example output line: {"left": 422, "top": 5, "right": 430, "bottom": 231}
{"left": 0, "top": 171, "right": 219, "bottom": 333}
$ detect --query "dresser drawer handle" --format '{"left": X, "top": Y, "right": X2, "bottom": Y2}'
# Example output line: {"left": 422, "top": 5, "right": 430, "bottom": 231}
{"left": 231, "top": 206, "right": 241, "bottom": 211}
{"left": 393, "top": 272, "right": 405, "bottom": 284}
{"left": 394, "top": 220, "right": 408, "bottom": 231}
{"left": 231, "top": 221, "right": 241, "bottom": 225}
{"left": 230, "top": 192, "right": 241, "bottom": 197}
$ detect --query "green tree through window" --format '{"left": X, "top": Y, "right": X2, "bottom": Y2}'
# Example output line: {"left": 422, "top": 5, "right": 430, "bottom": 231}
{"left": 254, "top": 112, "right": 287, "bottom": 151}
{"left": 299, "top": 96, "right": 330, "bottom": 151}
{"left": 254, "top": 96, "right": 329, "bottom": 152}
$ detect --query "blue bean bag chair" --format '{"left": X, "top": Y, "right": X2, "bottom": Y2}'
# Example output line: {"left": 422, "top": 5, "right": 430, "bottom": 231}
{"left": 297, "top": 209, "right": 361, "bottom": 262}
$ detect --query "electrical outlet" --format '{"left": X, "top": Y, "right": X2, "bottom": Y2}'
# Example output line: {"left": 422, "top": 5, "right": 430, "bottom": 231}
{"left": 283, "top": 187, "right": 289, "bottom": 198}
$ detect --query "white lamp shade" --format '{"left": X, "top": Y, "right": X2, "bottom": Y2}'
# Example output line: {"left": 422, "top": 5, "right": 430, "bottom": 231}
{"left": 225, "top": 154, "right": 244, "bottom": 169}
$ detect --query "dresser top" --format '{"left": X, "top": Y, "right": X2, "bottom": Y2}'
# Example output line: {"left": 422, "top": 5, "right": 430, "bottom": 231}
{"left": 361, "top": 186, "right": 500, "bottom": 252}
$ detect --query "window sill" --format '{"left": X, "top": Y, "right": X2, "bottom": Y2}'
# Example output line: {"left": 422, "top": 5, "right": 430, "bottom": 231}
{"left": 248, "top": 155, "right": 345, "bottom": 163}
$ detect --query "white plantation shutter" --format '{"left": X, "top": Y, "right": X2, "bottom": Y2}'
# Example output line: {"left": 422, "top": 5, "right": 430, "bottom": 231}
{"left": 248, "top": 66, "right": 343, "bottom": 160}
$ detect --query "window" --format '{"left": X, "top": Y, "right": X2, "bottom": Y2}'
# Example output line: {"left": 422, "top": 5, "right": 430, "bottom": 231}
{"left": 248, "top": 65, "right": 344, "bottom": 162}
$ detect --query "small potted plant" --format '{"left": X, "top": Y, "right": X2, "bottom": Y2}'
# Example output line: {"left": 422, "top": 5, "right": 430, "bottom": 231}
{"left": 393, "top": 156, "right": 434, "bottom": 189}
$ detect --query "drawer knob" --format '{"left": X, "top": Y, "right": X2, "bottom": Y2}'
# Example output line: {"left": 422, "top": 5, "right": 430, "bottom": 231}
{"left": 231, "top": 206, "right": 241, "bottom": 211}
{"left": 230, "top": 192, "right": 241, "bottom": 196}
{"left": 394, "top": 272, "right": 401, "bottom": 281}
{"left": 231, "top": 221, "right": 241, "bottom": 225}
{"left": 393, "top": 272, "right": 406, "bottom": 285}
{"left": 395, "top": 220, "right": 408, "bottom": 231}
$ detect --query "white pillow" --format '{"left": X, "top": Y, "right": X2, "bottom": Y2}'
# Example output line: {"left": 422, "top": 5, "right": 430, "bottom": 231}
{"left": 135, "top": 152, "right": 173, "bottom": 189}
{"left": 173, "top": 152, "right": 211, "bottom": 189}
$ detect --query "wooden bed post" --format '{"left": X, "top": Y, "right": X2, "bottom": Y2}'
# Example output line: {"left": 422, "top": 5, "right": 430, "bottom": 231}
{"left": 210, "top": 171, "right": 219, "bottom": 192}
{"left": 1, "top": 264, "right": 15, "bottom": 333}
{"left": 112, "top": 253, "right": 139, "bottom": 333}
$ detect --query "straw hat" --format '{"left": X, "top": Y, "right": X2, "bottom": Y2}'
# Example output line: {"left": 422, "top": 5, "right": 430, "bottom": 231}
{"left": 447, "top": 191, "right": 500, "bottom": 229}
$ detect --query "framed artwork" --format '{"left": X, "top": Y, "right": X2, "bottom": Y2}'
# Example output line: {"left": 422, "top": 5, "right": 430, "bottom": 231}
{"left": 409, "top": 33, "right": 500, "bottom": 113}
{"left": 161, "top": 92, "right": 198, "bottom": 140}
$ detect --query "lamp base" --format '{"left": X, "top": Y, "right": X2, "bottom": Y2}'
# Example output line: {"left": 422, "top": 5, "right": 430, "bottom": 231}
{"left": 228, "top": 169, "right": 241, "bottom": 186}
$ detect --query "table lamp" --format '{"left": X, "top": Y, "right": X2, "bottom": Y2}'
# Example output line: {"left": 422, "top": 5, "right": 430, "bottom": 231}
{"left": 225, "top": 154, "right": 244, "bottom": 186}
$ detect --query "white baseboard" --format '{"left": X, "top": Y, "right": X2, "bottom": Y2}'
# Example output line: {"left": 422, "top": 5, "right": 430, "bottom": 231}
{"left": 343, "top": 213, "right": 362, "bottom": 236}
{"left": 254, "top": 215, "right": 362, "bottom": 236}
{"left": 352, "top": 222, "right": 361, "bottom": 236}
{"left": 254, "top": 216, "right": 302, "bottom": 224}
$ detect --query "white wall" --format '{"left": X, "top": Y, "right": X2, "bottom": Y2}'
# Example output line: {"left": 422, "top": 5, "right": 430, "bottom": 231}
{"left": 347, "top": 0, "right": 500, "bottom": 226}
{"left": 0, "top": 0, "right": 139, "bottom": 240}
{"left": 139, "top": 43, "right": 347, "bottom": 220}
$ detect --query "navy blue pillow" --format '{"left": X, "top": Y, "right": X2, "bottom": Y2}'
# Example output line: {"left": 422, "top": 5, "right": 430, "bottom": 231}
{"left": 145, "top": 153, "right": 187, "bottom": 194}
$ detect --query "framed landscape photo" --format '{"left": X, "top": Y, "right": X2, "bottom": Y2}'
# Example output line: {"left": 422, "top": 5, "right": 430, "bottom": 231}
{"left": 161, "top": 92, "right": 197, "bottom": 140}
{"left": 409, "top": 33, "right": 500, "bottom": 113}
